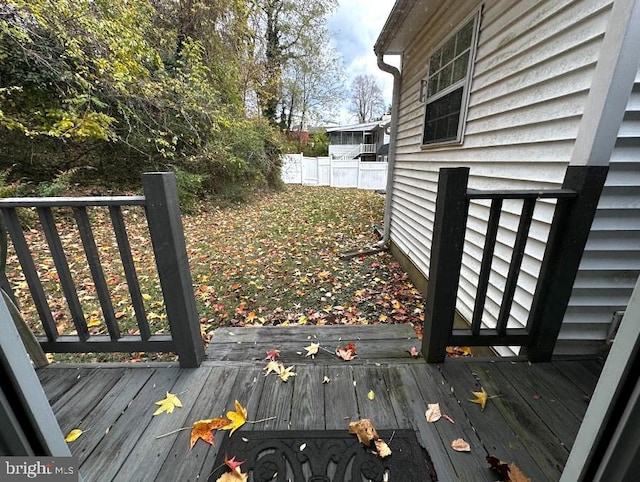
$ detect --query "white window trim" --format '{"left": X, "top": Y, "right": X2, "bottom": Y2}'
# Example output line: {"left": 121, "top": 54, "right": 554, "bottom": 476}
{"left": 421, "top": 7, "right": 482, "bottom": 148}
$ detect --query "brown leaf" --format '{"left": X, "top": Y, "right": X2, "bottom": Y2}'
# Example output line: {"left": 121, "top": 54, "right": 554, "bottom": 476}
{"left": 265, "top": 349, "right": 280, "bottom": 361}
{"left": 374, "top": 439, "right": 392, "bottom": 458}
{"left": 190, "top": 417, "right": 229, "bottom": 449}
{"left": 487, "top": 455, "right": 532, "bottom": 482}
{"left": 348, "top": 419, "right": 378, "bottom": 446}
{"left": 216, "top": 471, "right": 248, "bottom": 482}
{"left": 425, "top": 403, "right": 441, "bottom": 423}
{"left": 408, "top": 346, "right": 420, "bottom": 357}
{"left": 336, "top": 344, "right": 357, "bottom": 361}
{"left": 451, "top": 438, "right": 471, "bottom": 452}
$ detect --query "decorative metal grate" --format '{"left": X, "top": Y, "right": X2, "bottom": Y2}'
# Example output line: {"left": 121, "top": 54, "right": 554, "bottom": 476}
{"left": 209, "top": 429, "right": 436, "bottom": 482}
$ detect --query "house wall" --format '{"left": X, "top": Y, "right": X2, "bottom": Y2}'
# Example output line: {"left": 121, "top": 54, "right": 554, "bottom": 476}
{"left": 389, "top": 0, "right": 622, "bottom": 354}
{"left": 558, "top": 67, "right": 640, "bottom": 354}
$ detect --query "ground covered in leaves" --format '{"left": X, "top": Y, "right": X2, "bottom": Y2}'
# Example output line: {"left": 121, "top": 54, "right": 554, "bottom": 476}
{"left": 5, "top": 185, "right": 424, "bottom": 361}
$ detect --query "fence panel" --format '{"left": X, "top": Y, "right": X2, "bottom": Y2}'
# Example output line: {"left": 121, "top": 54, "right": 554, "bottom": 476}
{"left": 281, "top": 154, "right": 303, "bottom": 184}
{"left": 281, "top": 155, "right": 388, "bottom": 190}
{"left": 318, "top": 157, "right": 331, "bottom": 186}
{"left": 302, "top": 156, "right": 319, "bottom": 185}
{"left": 359, "top": 162, "right": 388, "bottom": 190}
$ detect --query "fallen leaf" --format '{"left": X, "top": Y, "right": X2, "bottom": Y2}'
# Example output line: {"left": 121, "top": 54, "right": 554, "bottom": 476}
{"left": 336, "top": 344, "right": 357, "bottom": 361}
{"left": 190, "top": 418, "right": 229, "bottom": 449}
{"left": 443, "top": 414, "right": 455, "bottom": 424}
{"left": 224, "top": 455, "right": 245, "bottom": 474}
{"left": 304, "top": 342, "right": 320, "bottom": 357}
{"left": 408, "top": 346, "right": 419, "bottom": 357}
{"left": 265, "top": 349, "right": 280, "bottom": 361}
{"left": 299, "top": 443, "right": 306, "bottom": 451}
{"left": 222, "top": 400, "right": 247, "bottom": 436}
{"left": 264, "top": 360, "right": 281, "bottom": 376}
{"left": 375, "top": 439, "right": 392, "bottom": 458}
{"left": 469, "top": 388, "right": 488, "bottom": 411}
{"left": 153, "top": 392, "right": 183, "bottom": 416}
{"left": 425, "top": 403, "right": 441, "bottom": 423}
{"left": 451, "top": 438, "right": 471, "bottom": 452}
{"left": 65, "top": 429, "right": 84, "bottom": 442}
{"left": 322, "top": 375, "right": 330, "bottom": 384}
{"left": 508, "top": 462, "right": 532, "bottom": 482}
{"left": 86, "top": 318, "right": 101, "bottom": 328}
{"left": 348, "top": 419, "right": 378, "bottom": 446}
{"left": 367, "top": 390, "right": 375, "bottom": 400}
{"left": 278, "top": 365, "right": 297, "bottom": 382}
{"left": 216, "top": 471, "right": 248, "bottom": 482}
{"left": 487, "top": 455, "right": 532, "bottom": 481}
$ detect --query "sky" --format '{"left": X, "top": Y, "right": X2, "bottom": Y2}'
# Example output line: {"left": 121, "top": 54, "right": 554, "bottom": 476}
{"left": 326, "top": 0, "right": 398, "bottom": 124}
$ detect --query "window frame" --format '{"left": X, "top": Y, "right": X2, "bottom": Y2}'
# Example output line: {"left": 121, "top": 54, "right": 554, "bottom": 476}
{"left": 421, "top": 8, "right": 482, "bottom": 147}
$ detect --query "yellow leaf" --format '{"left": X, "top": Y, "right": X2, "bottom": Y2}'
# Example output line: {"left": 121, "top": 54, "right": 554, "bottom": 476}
{"left": 142, "top": 293, "right": 152, "bottom": 301}
{"left": 153, "top": 392, "right": 183, "bottom": 416}
{"left": 378, "top": 314, "right": 388, "bottom": 322}
{"left": 304, "top": 342, "right": 319, "bottom": 357}
{"left": 367, "top": 390, "right": 375, "bottom": 400}
{"left": 469, "top": 387, "right": 488, "bottom": 411}
{"left": 222, "top": 400, "right": 247, "bottom": 436}
{"left": 65, "top": 429, "right": 83, "bottom": 442}
{"left": 86, "top": 318, "right": 101, "bottom": 327}
{"left": 216, "top": 472, "right": 248, "bottom": 482}
{"left": 278, "top": 365, "right": 296, "bottom": 382}
{"left": 298, "top": 315, "right": 308, "bottom": 324}
{"left": 264, "top": 360, "right": 281, "bottom": 376}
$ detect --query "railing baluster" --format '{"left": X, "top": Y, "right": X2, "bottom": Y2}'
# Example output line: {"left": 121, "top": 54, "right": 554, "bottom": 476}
{"left": 496, "top": 198, "right": 536, "bottom": 336}
{"left": 73, "top": 207, "right": 119, "bottom": 341}
{"left": 108, "top": 206, "right": 150, "bottom": 340}
{"left": 1, "top": 208, "right": 58, "bottom": 342}
{"left": 37, "top": 207, "right": 89, "bottom": 341}
{"left": 471, "top": 199, "right": 502, "bottom": 335}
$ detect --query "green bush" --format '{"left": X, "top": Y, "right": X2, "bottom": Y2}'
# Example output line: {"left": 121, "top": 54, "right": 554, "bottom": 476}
{"left": 172, "top": 166, "right": 207, "bottom": 214}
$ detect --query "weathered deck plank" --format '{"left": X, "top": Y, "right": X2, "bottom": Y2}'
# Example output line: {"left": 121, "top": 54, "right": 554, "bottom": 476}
{"left": 441, "top": 361, "right": 553, "bottom": 481}
{"left": 37, "top": 325, "right": 604, "bottom": 482}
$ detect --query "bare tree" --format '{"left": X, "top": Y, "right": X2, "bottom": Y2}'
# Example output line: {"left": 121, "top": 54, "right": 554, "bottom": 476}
{"left": 349, "top": 74, "right": 386, "bottom": 123}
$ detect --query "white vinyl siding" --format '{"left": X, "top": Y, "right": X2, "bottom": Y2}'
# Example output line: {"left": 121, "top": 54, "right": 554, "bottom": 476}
{"left": 557, "top": 72, "right": 640, "bottom": 354}
{"left": 389, "top": 0, "right": 616, "bottom": 354}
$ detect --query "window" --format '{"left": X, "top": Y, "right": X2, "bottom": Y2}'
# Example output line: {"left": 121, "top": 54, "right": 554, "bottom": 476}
{"left": 422, "top": 12, "right": 480, "bottom": 146}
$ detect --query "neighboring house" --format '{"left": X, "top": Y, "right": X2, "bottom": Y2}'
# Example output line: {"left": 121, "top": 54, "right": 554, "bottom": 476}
{"left": 375, "top": 0, "right": 640, "bottom": 355}
{"left": 327, "top": 119, "right": 390, "bottom": 161}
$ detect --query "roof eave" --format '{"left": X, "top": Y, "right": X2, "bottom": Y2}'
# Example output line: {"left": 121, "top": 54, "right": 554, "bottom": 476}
{"left": 374, "top": 0, "right": 439, "bottom": 55}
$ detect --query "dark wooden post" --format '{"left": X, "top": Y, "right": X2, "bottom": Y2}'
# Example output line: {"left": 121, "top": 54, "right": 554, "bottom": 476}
{"left": 142, "top": 172, "right": 205, "bottom": 368}
{"left": 525, "top": 165, "right": 609, "bottom": 362}
{"left": 422, "top": 167, "right": 470, "bottom": 363}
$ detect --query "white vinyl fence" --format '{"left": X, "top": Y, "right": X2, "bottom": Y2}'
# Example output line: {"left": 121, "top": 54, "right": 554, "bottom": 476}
{"left": 281, "top": 154, "right": 388, "bottom": 190}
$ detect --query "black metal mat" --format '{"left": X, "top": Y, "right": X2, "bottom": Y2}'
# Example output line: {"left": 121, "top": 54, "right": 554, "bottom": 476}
{"left": 208, "top": 429, "right": 437, "bottom": 482}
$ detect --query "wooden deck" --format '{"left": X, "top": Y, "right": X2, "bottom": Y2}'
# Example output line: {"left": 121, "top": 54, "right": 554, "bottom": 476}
{"left": 37, "top": 325, "right": 603, "bottom": 481}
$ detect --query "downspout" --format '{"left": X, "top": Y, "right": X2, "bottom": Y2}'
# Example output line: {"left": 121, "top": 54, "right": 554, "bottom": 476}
{"left": 376, "top": 52, "right": 401, "bottom": 248}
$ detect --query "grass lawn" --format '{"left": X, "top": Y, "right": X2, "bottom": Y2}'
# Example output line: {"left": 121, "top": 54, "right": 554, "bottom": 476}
{"left": 5, "top": 185, "right": 424, "bottom": 362}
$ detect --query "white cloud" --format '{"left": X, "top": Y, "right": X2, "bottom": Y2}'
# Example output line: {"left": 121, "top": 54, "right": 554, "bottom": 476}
{"left": 327, "top": 0, "right": 398, "bottom": 123}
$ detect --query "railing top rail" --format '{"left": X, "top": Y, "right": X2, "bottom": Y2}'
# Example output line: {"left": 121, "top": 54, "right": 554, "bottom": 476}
{"left": 0, "top": 196, "right": 146, "bottom": 208}
{"left": 466, "top": 188, "right": 577, "bottom": 200}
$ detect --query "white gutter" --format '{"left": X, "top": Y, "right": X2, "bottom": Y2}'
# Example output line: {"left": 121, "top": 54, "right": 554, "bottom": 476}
{"left": 376, "top": 53, "right": 401, "bottom": 247}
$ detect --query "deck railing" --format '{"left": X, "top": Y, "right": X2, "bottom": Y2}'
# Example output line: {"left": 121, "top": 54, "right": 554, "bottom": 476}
{"left": 0, "top": 172, "right": 204, "bottom": 367}
{"left": 423, "top": 166, "right": 609, "bottom": 363}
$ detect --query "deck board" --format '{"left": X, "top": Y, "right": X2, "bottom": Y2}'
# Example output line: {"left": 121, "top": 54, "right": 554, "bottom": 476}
{"left": 37, "top": 324, "right": 604, "bottom": 481}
